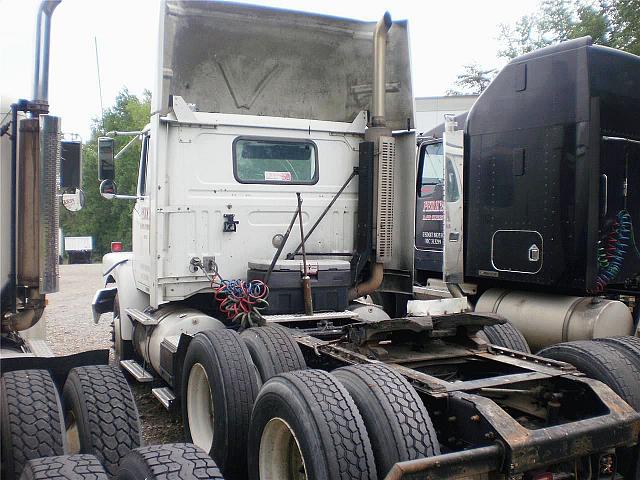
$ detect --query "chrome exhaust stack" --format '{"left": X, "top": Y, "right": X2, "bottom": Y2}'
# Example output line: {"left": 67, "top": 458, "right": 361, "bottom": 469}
{"left": 350, "top": 12, "right": 396, "bottom": 300}
{"left": 371, "top": 12, "right": 392, "bottom": 128}
{"left": 3, "top": 1, "right": 61, "bottom": 332}
{"left": 32, "top": 0, "right": 62, "bottom": 297}
{"left": 369, "top": 13, "right": 396, "bottom": 266}
{"left": 32, "top": 0, "right": 61, "bottom": 113}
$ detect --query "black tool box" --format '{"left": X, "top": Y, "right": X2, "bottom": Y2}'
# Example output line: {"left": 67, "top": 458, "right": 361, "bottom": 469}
{"left": 248, "top": 259, "right": 351, "bottom": 315}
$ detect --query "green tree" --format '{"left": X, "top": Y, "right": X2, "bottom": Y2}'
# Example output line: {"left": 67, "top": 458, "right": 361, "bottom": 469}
{"left": 607, "top": 0, "right": 640, "bottom": 55}
{"left": 499, "top": 0, "right": 639, "bottom": 59}
{"left": 447, "top": 63, "right": 497, "bottom": 95}
{"left": 60, "top": 88, "right": 150, "bottom": 260}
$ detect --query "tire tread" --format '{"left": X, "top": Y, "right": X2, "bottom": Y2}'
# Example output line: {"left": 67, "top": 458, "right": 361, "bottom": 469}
{"left": 1, "top": 369, "right": 66, "bottom": 478}
{"left": 539, "top": 340, "right": 640, "bottom": 409}
{"left": 334, "top": 363, "right": 439, "bottom": 473}
{"left": 481, "top": 322, "right": 530, "bottom": 353}
{"left": 284, "top": 369, "right": 377, "bottom": 480}
{"left": 118, "top": 443, "right": 224, "bottom": 479}
{"left": 241, "top": 326, "right": 306, "bottom": 381}
{"left": 64, "top": 365, "right": 141, "bottom": 477}
{"left": 20, "top": 454, "right": 108, "bottom": 480}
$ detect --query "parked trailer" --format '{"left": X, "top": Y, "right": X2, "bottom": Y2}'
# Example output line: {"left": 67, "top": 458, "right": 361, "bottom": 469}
{"left": 92, "top": 1, "right": 640, "bottom": 479}
{"left": 64, "top": 235, "right": 93, "bottom": 264}
{"left": 0, "top": 3, "right": 215, "bottom": 479}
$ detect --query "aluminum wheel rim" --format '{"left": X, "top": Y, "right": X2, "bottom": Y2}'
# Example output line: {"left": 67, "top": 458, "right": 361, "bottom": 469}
{"left": 187, "top": 362, "right": 214, "bottom": 451}
{"left": 259, "top": 417, "right": 307, "bottom": 480}
{"left": 113, "top": 312, "right": 121, "bottom": 356}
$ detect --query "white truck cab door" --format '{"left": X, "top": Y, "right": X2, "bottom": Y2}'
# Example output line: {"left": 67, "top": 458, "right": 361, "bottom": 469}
{"left": 132, "top": 134, "right": 152, "bottom": 291}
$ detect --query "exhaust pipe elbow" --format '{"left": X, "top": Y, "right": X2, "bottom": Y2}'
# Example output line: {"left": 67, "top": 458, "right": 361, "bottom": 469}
{"left": 33, "top": 0, "right": 62, "bottom": 106}
{"left": 372, "top": 12, "right": 392, "bottom": 127}
{"left": 348, "top": 262, "right": 384, "bottom": 301}
{"left": 2, "top": 306, "right": 45, "bottom": 333}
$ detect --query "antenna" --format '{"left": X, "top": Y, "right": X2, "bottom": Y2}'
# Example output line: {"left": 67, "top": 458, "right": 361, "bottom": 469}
{"left": 94, "top": 36, "right": 104, "bottom": 131}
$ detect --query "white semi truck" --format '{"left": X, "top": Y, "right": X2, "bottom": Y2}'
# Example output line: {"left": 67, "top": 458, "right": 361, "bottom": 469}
{"left": 93, "top": 2, "right": 640, "bottom": 479}
{"left": 1, "top": 3, "right": 221, "bottom": 479}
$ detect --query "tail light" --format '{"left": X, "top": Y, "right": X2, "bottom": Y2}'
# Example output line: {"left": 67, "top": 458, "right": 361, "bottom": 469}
{"left": 111, "top": 241, "right": 123, "bottom": 252}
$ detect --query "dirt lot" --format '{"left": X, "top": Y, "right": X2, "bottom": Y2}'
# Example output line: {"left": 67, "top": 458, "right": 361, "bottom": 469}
{"left": 44, "top": 264, "right": 183, "bottom": 445}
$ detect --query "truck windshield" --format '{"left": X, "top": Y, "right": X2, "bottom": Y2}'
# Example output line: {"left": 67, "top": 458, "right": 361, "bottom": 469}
{"left": 234, "top": 138, "right": 318, "bottom": 184}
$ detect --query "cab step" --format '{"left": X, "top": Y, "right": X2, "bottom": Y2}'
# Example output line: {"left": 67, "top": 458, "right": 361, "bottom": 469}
{"left": 152, "top": 387, "right": 176, "bottom": 411}
{"left": 262, "top": 310, "right": 358, "bottom": 324}
{"left": 120, "top": 359, "right": 154, "bottom": 382}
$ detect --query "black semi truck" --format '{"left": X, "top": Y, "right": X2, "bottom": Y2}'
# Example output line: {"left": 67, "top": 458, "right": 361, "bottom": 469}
{"left": 413, "top": 37, "right": 640, "bottom": 351}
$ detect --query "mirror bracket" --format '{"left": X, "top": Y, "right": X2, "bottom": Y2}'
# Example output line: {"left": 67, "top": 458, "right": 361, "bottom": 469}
{"left": 99, "top": 178, "right": 138, "bottom": 200}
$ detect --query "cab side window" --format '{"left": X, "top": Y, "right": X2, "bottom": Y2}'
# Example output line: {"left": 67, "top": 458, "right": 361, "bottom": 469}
{"left": 418, "top": 142, "right": 444, "bottom": 198}
{"left": 137, "top": 135, "right": 149, "bottom": 197}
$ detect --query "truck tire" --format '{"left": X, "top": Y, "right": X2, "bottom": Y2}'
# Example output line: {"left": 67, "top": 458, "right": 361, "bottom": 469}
{"left": 538, "top": 340, "right": 640, "bottom": 409}
{"left": 333, "top": 364, "right": 440, "bottom": 479}
{"left": 181, "top": 329, "right": 259, "bottom": 480}
{"left": 62, "top": 365, "right": 142, "bottom": 478}
{"left": 240, "top": 326, "right": 306, "bottom": 384}
{"left": 596, "top": 336, "right": 640, "bottom": 370}
{"left": 478, "top": 322, "right": 530, "bottom": 353}
{"left": 248, "top": 369, "right": 377, "bottom": 480}
{"left": 117, "top": 443, "right": 224, "bottom": 480}
{"left": 112, "top": 295, "right": 134, "bottom": 361}
{"left": 20, "top": 454, "right": 108, "bottom": 480}
{"left": 539, "top": 340, "right": 640, "bottom": 478}
{"left": 1, "top": 370, "right": 66, "bottom": 479}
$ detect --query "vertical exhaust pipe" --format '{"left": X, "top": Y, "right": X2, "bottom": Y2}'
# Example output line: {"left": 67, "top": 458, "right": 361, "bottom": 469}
{"left": 3, "top": 0, "right": 62, "bottom": 332}
{"left": 33, "top": 0, "right": 62, "bottom": 112}
{"left": 349, "top": 12, "right": 393, "bottom": 302}
{"left": 371, "top": 12, "right": 392, "bottom": 128}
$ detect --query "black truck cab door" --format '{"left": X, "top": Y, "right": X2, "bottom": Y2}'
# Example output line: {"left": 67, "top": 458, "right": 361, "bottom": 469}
{"left": 415, "top": 140, "right": 445, "bottom": 276}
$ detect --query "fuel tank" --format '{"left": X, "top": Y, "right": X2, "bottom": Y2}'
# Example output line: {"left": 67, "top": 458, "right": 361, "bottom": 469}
{"left": 133, "top": 306, "right": 224, "bottom": 375}
{"left": 476, "top": 288, "right": 634, "bottom": 351}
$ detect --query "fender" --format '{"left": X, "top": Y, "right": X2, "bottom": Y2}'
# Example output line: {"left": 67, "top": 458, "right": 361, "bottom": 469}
{"left": 92, "top": 252, "right": 149, "bottom": 341}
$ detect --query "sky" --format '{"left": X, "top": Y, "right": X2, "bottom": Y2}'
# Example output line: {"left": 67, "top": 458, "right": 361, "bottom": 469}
{"left": 0, "top": 0, "right": 540, "bottom": 139}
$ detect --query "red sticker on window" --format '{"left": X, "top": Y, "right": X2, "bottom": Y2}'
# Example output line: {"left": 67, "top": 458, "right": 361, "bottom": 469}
{"left": 265, "top": 171, "right": 292, "bottom": 181}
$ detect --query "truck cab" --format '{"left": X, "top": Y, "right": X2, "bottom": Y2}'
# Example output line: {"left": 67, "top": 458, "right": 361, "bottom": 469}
{"left": 413, "top": 39, "right": 640, "bottom": 350}
{"left": 92, "top": 4, "right": 640, "bottom": 479}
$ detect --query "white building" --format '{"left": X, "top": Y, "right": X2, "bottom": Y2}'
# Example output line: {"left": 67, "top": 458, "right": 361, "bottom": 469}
{"left": 414, "top": 95, "right": 477, "bottom": 134}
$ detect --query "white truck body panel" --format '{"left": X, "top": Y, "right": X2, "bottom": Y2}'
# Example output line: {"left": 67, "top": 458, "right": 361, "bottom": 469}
{"left": 0, "top": 98, "right": 15, "bottom": 295}
{"left": 138, "top": 109, "right": 367, "bottom": 307}
{"left": 102, "top": 252, "right": 150, "bottom": 341}
{"left": 64, "top": 236, "right": 93, "bottom": 252}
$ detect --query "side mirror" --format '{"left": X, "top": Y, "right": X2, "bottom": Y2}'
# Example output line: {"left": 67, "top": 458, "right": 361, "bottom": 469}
{"left": 99, "top": 179, "right": 117, "bottom": 199}
{"left": 98, "top": 137, "right": 115, "bottom": 181}
{"left": 61, "top": 140, "right": 82, "bottom": 189}
{"left": 62, "top": 188, "right": 85, "bottom": 211}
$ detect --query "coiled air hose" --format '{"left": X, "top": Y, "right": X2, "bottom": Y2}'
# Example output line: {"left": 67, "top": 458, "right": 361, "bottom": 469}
{"left": 213, "top": 279, "right": 269, "bottom": 330}
{"left": 595, "top": 209, "right": 640, "bottom": 292}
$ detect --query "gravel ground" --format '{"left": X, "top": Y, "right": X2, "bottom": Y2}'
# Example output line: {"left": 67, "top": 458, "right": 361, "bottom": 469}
{"left": 44, "top": 263, "right": 183, "bottom": 445}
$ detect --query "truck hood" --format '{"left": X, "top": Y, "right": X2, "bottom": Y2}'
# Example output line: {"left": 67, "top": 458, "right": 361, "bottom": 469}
{"left": 154, "top": 0, "right": 414, "bottom": 130}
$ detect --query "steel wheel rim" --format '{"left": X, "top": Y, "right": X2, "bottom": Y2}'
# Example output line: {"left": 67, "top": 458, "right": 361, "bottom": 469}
{"left": 259, "top": 417, "right": 307, "bottom": 480}
{"left": 187, "top": 362, "right": 214, "bottom": 451}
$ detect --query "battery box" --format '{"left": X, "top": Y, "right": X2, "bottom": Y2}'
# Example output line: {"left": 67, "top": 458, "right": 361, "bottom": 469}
{"left": 248, "top": 259, "right": 351, "bottom": 315}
